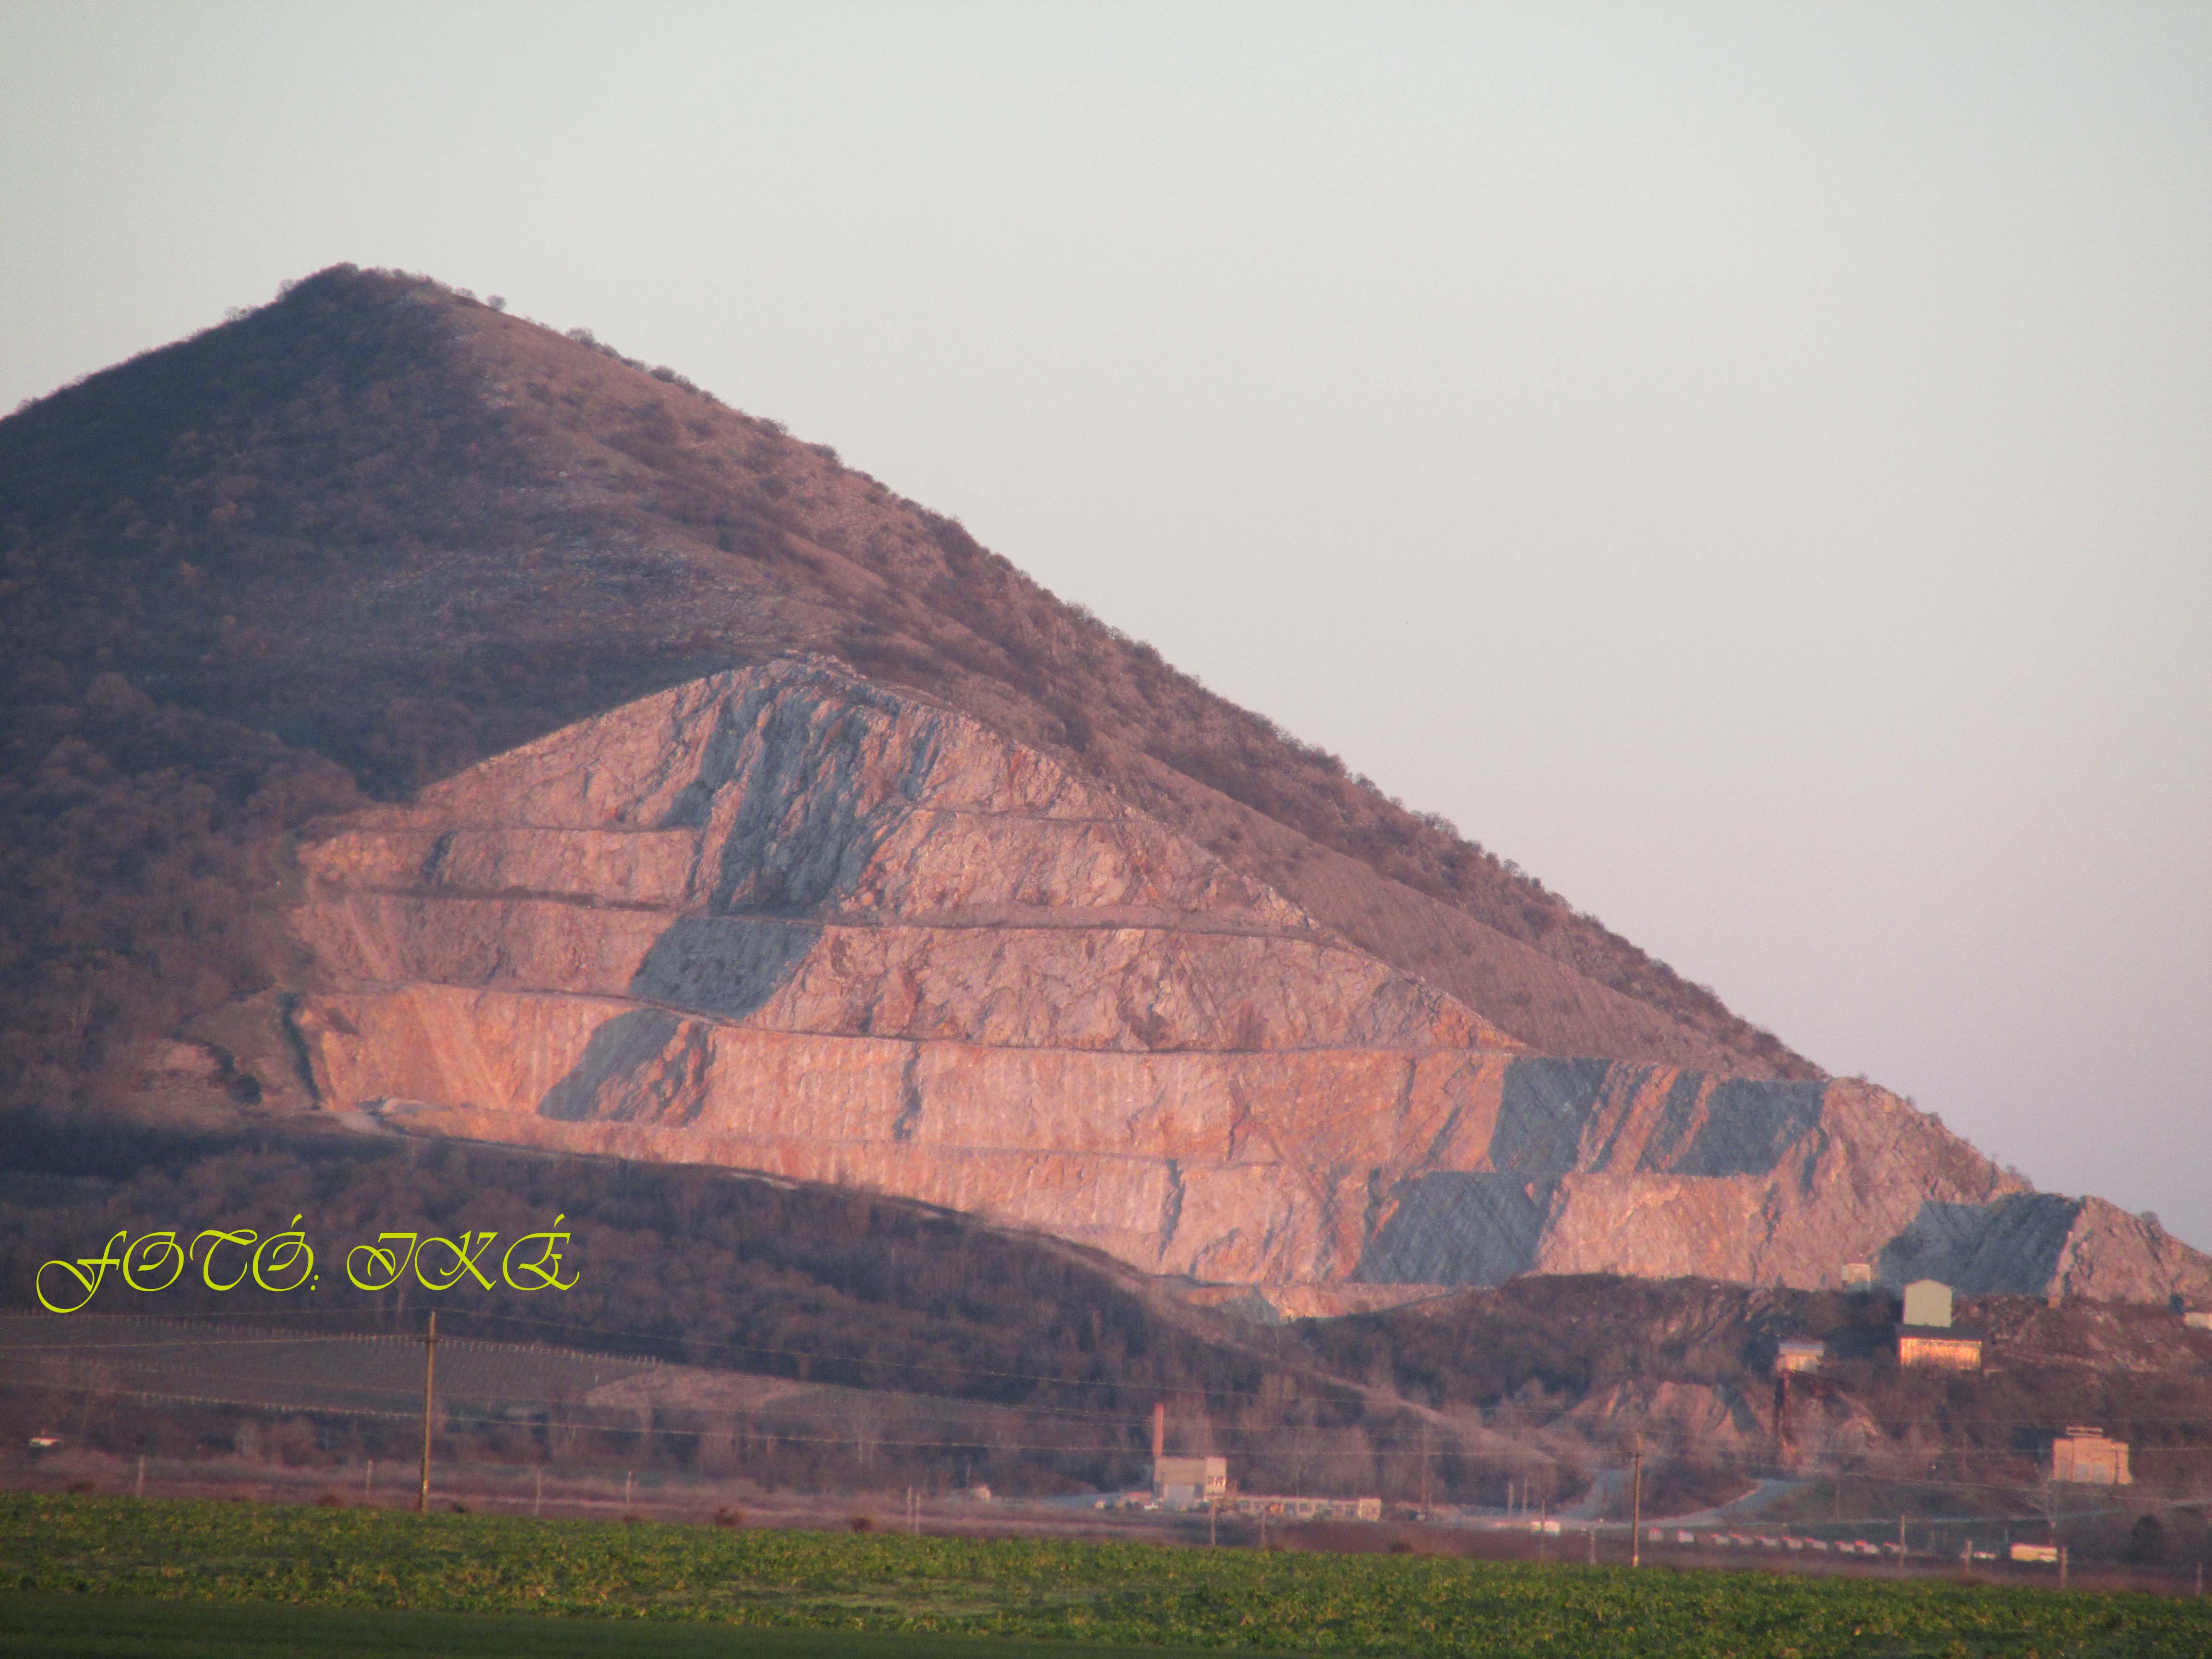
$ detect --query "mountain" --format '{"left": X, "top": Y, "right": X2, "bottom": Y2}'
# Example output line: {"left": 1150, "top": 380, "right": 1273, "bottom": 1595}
{"left": 3, "top": 264, "right": 2203, "bottom": 1304}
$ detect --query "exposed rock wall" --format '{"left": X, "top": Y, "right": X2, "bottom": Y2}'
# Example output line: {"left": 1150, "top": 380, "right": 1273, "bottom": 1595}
{"left": 291, "top": 661, "right": 2212, "bottom": 1304}
{"left": 1874, "top": 1190, "right": 2212, "bottom": 1304}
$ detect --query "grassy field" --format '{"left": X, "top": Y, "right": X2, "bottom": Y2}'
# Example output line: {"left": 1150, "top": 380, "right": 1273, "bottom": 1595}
{"left": 0, "top": 1592, "right": 1269, "bottom": 1659}
{"left": 6, "top": 1493, "right": 2210, "bottom": 1657}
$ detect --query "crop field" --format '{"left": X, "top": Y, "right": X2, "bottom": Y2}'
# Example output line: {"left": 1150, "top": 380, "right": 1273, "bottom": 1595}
{"left": 0, "top": 1592, "right": 1251, "bottom": 1659}
{"left": 6, "top": 1493, "right": 2211, "bottom": 1657}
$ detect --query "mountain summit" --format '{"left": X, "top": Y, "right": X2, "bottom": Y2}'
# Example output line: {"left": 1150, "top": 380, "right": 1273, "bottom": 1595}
{"left": 4, "top": 265, "right": 2201, "bottom": 1303}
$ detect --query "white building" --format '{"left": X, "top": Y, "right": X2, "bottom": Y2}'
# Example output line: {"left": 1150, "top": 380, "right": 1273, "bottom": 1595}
{"left": 1152, "top": 1455, "right": 1228, "bottom": 1508}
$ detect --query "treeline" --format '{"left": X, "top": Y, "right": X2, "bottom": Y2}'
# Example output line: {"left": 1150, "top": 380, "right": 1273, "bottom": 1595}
{"left": 0, "top": 1113, "right": 1248, "bottom": 1408}
{"left": 0, "top": 1114, "right": 1478, "bottom": 1500}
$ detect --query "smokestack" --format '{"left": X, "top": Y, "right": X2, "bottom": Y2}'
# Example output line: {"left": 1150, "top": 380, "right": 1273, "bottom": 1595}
{"left": 1152, "top": 1402, "right": 1165, "bottom": 1461}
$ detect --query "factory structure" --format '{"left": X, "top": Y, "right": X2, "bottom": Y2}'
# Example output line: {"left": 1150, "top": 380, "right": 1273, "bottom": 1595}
{"left": 1144, "top": 1403, "right": 1379, "bottom": 1519}
{"left": 1788, "top": 1276, "right": 2143, "bottom": 1498}
{"left": 1896, "top": 1279, "right": 1984, "bottom": 1370}
{"left": 1150, "top": 1454, "right": 1228, "bottom": 1508}
{"left": 2048, "top": 1426, "right": 2133, "bottom": 1486}
{"left": 1136, "top": 1274, "right": 2144, "bottom": 1527}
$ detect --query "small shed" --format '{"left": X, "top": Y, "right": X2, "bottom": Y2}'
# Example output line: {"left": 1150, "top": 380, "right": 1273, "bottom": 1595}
{"left": 1902, "top": 1279, "right": 1953, "bottom": 1328}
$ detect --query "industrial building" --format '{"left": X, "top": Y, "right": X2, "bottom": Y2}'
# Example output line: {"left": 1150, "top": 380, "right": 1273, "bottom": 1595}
{"left": 1144, "top": 1401, "right": 1376, "bottom": 1519}
{"left": 1151, "top": 1455, "right": 1229, "bottom": 1508}
{"left": 1145, "top": 1400, "right": 1230, "bottom": 1509}
{"left": 2048, "top": 1427, "right": 2132, "bottom": 1486}
{"left": 1897, "top": 1278, "right": 1983, "bottom": 1370}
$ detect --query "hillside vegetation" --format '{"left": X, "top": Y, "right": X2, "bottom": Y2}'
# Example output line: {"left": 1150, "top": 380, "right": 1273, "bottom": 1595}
{"left": 8, "top": 1113, "right": 2209, "bottom": 1537}
{"left": 1295, "top": 1277, "right": 2212, "bottom": 1506}
{"left": 0, "top": 264, "right": 1810, "bottom": 1134}
{"left": 0, "top": 1111, "right": 1467, "bottom": 1503}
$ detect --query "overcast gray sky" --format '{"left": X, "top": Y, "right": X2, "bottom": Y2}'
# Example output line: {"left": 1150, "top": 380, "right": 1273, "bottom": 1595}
{"left": 5, "top": 3, "right": 2208, "bottom": 1247}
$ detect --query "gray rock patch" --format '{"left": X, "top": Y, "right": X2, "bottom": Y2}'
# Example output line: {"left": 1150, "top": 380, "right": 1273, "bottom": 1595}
{"left": 1490, "top": 1058, "right": 1612, "bottom": 1174}
{"left": 1877, "top": 1193, "right": 2084, "bottom": 1294}
{"left": 538, "top": 1009, "right": 685, "bottom": 1121}
{"left": 1674, "top": 1078, "right": 1828, "bottom": 1178}
{"left": 629, "top": 915, "right": 821, "bottom": 1021}
{"left": 1355, "top": 1172, "right": 1555, "bottom": 1286}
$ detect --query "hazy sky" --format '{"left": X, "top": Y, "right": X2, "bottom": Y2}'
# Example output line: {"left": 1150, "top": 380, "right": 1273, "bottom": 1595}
{"left": 5, "top": 4, "right": 2208, "bottom": 1246}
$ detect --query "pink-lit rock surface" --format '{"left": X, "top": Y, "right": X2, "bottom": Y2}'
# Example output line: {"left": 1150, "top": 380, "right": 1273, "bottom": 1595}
{"left": 292, "top": 661, "right": 2212, "bottom": 1304}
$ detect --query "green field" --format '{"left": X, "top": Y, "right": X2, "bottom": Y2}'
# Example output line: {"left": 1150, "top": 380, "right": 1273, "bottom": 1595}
{"left": 5, "top": 1493, "right": 2209, "bottom": 1657}
{"left": 0, "top": 1592, "right": 1265, "bottom": 1659}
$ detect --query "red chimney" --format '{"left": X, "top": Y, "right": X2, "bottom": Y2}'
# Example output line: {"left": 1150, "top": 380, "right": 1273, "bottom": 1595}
{"left": 1152, "top": 1402, "right": 1165, "bottom": 1461}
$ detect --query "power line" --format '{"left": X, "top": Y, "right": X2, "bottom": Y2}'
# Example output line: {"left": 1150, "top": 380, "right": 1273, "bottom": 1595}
{"left": 14, "top": 1374, "right": 2203, "bottom": 1483}
{"left": 13, "top": 1316, "right": 2211, "bottom": 1465}
{"left": 18, "top": 1350, "right": 2212, "bottom": 1455}
{"left": 5, "top": 1307, "right": 1303, "bottom": 1406}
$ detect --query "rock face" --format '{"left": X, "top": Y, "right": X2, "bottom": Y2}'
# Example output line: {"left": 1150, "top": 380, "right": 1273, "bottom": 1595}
{"left": 293, "top": 660, "right": 2212, "bottom": 1304}
{"left": 12, "top": 274, "right": 2195, "bottom": 1309}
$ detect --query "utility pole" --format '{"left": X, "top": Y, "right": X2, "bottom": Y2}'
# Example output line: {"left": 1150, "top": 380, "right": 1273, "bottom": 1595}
{"left": 1898, "top": 1515, "right": 1907, "bottom": 1577}
{"left": 365, "top": 1458, "right": 373, "bottom": 1499}
{"left": 1630, "top": 1434, "right": 1644, "bottom": 1568}
{"left": 1420, "top": 1425, "right": 1432, "bottom": 1525}
{"left": 416, "top": 1311, "right": 438, "bottom": 1515}
{"left": 135, "top": 1456, "right": 145, "bottom": 1499}
{"left": 534, "top": 1466, "right": 542, "bottom": 1517}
